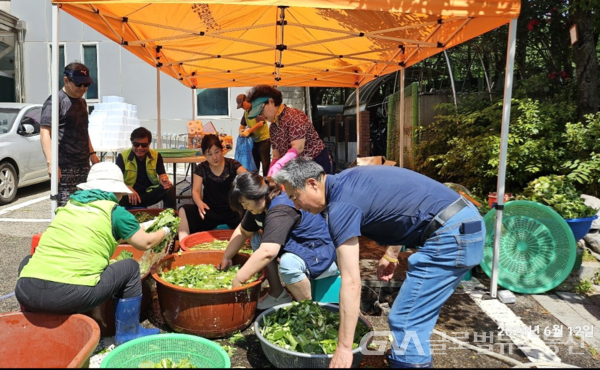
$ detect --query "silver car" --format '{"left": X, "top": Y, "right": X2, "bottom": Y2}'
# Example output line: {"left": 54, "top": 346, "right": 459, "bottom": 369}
{"left": 0, "top": 103, "right": 49, "bottom": 205}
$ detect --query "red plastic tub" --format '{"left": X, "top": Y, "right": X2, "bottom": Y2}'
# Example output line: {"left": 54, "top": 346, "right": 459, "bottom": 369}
{"left": 0, "top": 311, "right": 100, "bottom": 368}
{"left": 153, "top": 250, "right": 265, "bottom": 338}
{"left": 179, "top": 229, "right": 234, "bottom": 251}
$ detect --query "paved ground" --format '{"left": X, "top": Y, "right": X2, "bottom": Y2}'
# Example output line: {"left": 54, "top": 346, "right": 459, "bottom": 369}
{"left": 2, "top": 174, "right": 600, "bottom": 368}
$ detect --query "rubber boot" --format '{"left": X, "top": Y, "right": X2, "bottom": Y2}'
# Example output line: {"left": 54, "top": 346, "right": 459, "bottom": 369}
{"left": 114, "top": 295, "right": 159, "bottom": 345}
{"left": 387, "top": 354, "right": 433, "bottom": 368}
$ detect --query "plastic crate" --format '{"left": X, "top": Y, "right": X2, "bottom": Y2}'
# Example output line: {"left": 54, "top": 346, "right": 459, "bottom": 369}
{"left": 311, "top": 274, "right": 341, "bottom": 303}
{"left": 0, "top": 312, "right": 100, "bottom": 368}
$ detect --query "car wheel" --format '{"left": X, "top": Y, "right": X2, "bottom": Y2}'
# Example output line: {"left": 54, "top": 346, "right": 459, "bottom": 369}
{"left": 0, "top": 162, "right": 18, "bottom": 205}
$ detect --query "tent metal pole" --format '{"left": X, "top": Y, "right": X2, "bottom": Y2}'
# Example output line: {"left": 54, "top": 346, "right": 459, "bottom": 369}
{"left": 444, "top": 50, "right": 458, "bottom": 109}
{"left": 50, "top": 4, "right": 60, "bottom": 218}
{"left": 156, "top": 66, "right": 162, "bottom": 148}
{"left": 491, "top": 18, "right": 518, "bottom": 298}
{"left": 192, "top": 88, "right": 196, "bottom": 119}
{"left": 355, "top": 86, "right": 360, "bottom": 157}
{"left": 399, "top": 66, "right": 405, "bottom": 167}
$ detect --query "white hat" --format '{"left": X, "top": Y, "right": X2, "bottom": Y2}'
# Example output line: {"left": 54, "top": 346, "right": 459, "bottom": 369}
{"left": 77, "top": 162, "right": 132, "bottom": 194}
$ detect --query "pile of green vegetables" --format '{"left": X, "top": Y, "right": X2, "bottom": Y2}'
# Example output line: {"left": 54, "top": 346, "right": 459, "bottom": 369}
{"left": 138, "top": 356, "right": 194, "bottom": 368}
{"left": 160, "top": 264, "right": 259, "bottom": 290}
{"left": 190, "top": 239, "right": 253, "bottom": 254}
{"left": 109, "top": 250, "right": 133, "bottom": 264}
{"left": 134, "top": 212, "right": 156, "bottom": 223}
{"left": 260, "top": 300, "right": 370, "bottom": 354}
{"left": 517, "top": 175, "right": 598, "bottom": 219}
{"left": 144, "top": 209, "right": 181, "bottom": 252}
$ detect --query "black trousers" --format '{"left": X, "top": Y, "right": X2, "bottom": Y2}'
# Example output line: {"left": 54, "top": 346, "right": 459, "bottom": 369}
{"left": 15, "top": 255, "right": 142, "bottom": 314}
{"left": 252, "top": 139, "right": 271, "bottom": 177}
{"left": 119, "top": 184, "right": 176, "bottom": 209}
{"left": 178, "top": 203, "right": 241, "bottom": 233}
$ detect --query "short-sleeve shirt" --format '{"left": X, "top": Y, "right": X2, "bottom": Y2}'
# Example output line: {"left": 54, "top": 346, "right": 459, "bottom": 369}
{"left": 40, "top": 89, "right": 90, "bottom": 167}
{"left": 194, "top": 157, "right": 242, "bottom": 214}
{"left": 240, "top": 204, "right": 301, "bottom": 246}
{"left": 270, "top": 106, "right": 325, "bottom": 159}
{"left": 112, "top": 205, "right": 141, "bottom": 240}
{"left": 324, "top": 166, "right": 460, "bottom": 247}
{"left": 241, "top": 111, "right": 270, "bottom": 143}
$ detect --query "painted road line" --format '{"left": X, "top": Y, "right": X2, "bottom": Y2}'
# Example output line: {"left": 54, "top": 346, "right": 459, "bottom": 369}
{"left": 462, "top": 278, "right": 562, "bottom": 364}
{"left": 0, "top": 196, "right": 47, "bottom": 216}
{"left": 0, "top": 218, "right": 51, "bottom": 222}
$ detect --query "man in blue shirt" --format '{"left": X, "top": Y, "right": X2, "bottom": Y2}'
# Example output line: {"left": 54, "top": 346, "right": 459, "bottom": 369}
{"left": 274, "top": 158, "right": 485, "bottom": 368}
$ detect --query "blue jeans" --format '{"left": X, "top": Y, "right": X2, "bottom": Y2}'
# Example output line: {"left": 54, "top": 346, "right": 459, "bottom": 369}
{"left": 251, "top": 233, "right": 338, "bottom": 284}
{"left": 388, "top": 201, "right": 485, "bottom": 365}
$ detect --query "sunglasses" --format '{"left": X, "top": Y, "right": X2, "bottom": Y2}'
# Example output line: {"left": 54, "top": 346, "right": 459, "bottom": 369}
{"left": 69, "top": 79, "right": 91, "bottom": 88}
{"left": 132, "top": 142, "right": 150, "bottom": 148}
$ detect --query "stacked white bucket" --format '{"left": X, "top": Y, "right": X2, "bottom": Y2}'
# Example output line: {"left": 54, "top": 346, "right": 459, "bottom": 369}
{"left": 88, "top": 96, "right": 141, "bottom": 151}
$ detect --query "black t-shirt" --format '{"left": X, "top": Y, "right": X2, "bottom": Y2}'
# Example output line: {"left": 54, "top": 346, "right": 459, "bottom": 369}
{"left": 194, "top": 158, "right": 242, "bottom": 213}
{"left": 115, "top": 152, "right": 167, "bottom": 194}
{"left": 240, "top": 204, "right": 301, "bottom": 246}
{"left": 40, "top": 90, "right": 90, "bottom": 167}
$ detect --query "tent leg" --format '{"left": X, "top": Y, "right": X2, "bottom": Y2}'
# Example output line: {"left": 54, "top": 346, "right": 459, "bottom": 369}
{"left": 355, "top": 86, "right": 360, "bottom": 157}
{"left": 50, "top": 4, "right": 60, "bottom": 218}
{"left": 398, "top": 67, "right": 405, "bottom": 168}
{"left": 156, "top": 66, "right": 162, "bottom": 149}
{"left": 491, "top": 18, "right": 518, "bottom": 298}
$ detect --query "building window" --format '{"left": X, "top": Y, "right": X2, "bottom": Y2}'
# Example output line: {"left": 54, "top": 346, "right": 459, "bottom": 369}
{"left": 48, "top": 44, "right": 65, "bottom": 88}
{"left": 82, "top": 44, "right": 98, "bottom": 100}
{"left": 196, "top": 88, "right": 229, "bottom": 116}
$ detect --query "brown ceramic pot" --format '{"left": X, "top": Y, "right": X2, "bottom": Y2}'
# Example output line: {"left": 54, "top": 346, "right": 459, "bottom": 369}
{"left": 153, "top": 250, "right": 265, "bottom": 338}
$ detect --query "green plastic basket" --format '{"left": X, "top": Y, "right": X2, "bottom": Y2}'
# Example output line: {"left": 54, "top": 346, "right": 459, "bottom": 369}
{"left": 100, "top": 333, "right": 230, "bottom": 368}
{"left": 157, "top": 148, "right": 201, "bottom": 158}
{"left": 480, "top": 200, "right": 576, "bottom": 294}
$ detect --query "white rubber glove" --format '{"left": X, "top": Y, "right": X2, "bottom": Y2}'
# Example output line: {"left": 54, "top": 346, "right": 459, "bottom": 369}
{"left": 140, "top": 220, "right": 156, "bottom": 231}
{"left": 161, "top": 226, "right": 171, "bottom": 239}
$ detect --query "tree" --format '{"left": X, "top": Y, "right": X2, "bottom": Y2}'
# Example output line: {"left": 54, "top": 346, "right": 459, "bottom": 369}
{"left": 570, "top": 1, "right": 599, "bottom": 120}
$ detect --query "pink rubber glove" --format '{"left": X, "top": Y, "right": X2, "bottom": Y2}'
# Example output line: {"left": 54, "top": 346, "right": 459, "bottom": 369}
{"left": 267, "top": 148, "right": 298, "bottom": 176}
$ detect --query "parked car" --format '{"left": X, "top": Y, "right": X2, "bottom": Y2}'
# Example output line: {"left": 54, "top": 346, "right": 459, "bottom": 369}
{"left": 0, "top": 103, "right": 48, "bottom": 205}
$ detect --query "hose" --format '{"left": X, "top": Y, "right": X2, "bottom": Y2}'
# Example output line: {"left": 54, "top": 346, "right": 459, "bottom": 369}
{"left": 0, "top": 292, "right": 15, "bottom": 301}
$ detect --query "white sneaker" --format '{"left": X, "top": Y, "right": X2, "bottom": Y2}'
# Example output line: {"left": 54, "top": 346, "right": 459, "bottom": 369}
{"left": 257, "top": 290, "right": 293, "bottom": 310}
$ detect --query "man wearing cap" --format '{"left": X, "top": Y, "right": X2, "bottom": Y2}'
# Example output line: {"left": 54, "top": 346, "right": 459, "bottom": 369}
{"left": 40, "top": 61, "right": 100, "bottom": 207}
{"left": 245, "top": 85, "right": 332, "bottom": 176}
{"left": 236, "top": 93, "right": 271, "bottom": 176}
{"left": 16, "top": 162, "right": 172, "bottom": 345}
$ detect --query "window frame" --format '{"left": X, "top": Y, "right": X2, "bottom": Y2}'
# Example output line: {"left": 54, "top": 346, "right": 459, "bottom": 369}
{"left": 47, "top": 43, "right": 66, "bottom": 91}
{"left": 81, "top": 43, "right": 100, "bottom": 103}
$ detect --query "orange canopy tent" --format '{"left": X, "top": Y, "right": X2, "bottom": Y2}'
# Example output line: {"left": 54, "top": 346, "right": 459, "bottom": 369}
{"left": 48, "top": 0, "right": 520, "bottom": 297}
{"left": 51, "top": 0, "right": 520, "bottom": 88}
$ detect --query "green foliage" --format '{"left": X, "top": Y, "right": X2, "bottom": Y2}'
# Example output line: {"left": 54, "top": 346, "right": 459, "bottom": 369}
{"left": 574, "top": 279, "right": 594, "bottom": 295}
{"left": 414, "top": 89, "right": 577, "bottom": 198}
{"left": 561, "top": 113, "right": 600, "bottom": 195}
{"left": 518, "top": 175, "right": 598, "bottom": 219}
